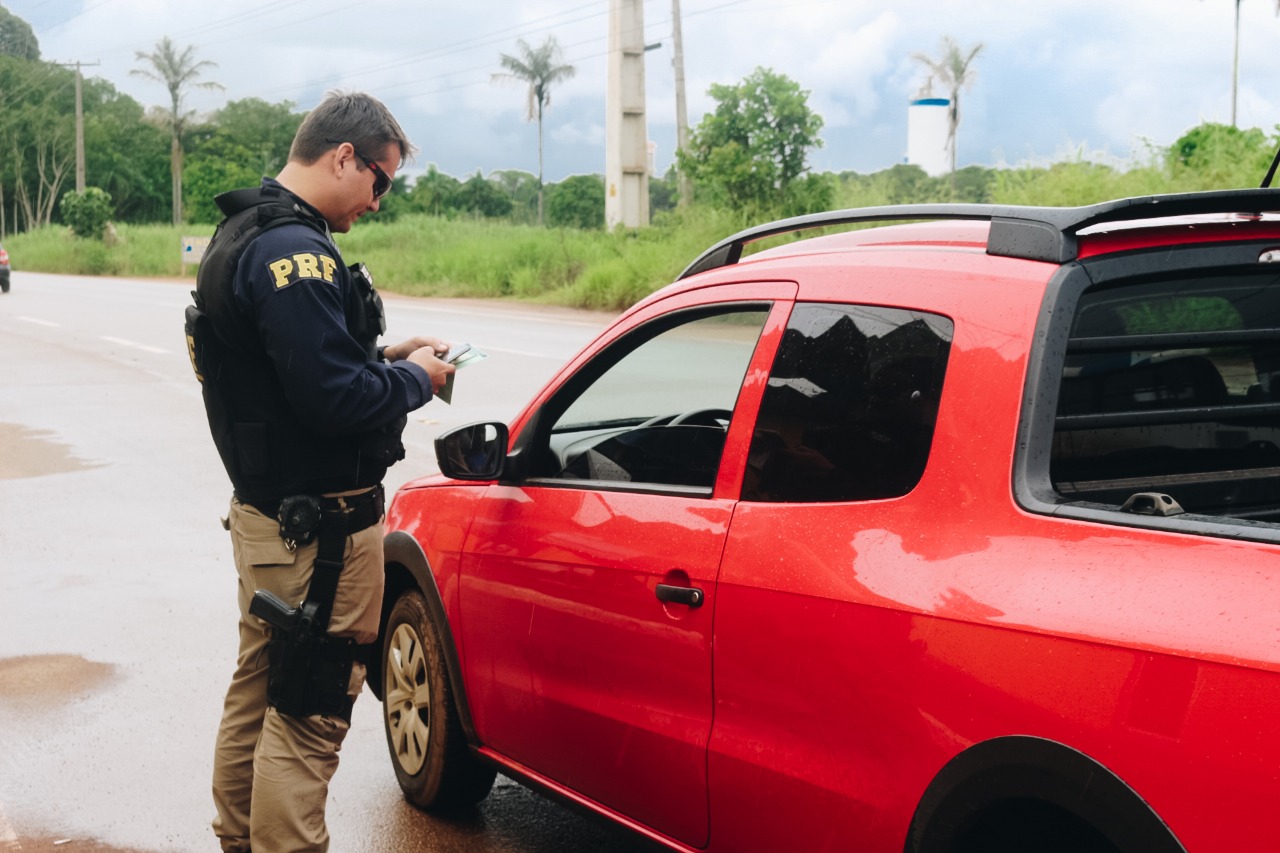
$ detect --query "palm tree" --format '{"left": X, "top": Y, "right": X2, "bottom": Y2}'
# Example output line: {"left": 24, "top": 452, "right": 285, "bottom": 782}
{"left": 131, "top": 37, "right": 223, "bottom": 226}
{"left": 911, "top": 36, "right": 983, "bottom": 175}
{"left": 493, "top": 36, "right": 576, "bottom": 225}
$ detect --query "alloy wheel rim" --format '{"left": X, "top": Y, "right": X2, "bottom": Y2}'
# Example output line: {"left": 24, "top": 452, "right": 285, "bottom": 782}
{"left": 385, "top": 622, "right": 432, "bottom": 774}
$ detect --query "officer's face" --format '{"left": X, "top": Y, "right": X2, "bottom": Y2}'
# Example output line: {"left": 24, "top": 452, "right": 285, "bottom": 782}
{"left": 331, "top": 142, "right": 399, "bottom": 233}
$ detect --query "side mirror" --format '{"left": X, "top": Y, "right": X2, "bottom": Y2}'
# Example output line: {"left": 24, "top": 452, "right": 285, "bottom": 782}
{"left": 435, "top": 422, "right": 509, "bottom": 480}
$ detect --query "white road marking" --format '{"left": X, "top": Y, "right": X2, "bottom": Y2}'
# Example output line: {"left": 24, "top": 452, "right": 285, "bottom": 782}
{"left": 17, "top": 316, "right": 59, "bottom": 327}
{"left": 483, "top": 346, "right": 564, "bottom": 359}
{"left": 101, "top": 335, "right": 168, "bottom": 354}
{"left": 388, "top": 300, "right": 609, "bottom": 327}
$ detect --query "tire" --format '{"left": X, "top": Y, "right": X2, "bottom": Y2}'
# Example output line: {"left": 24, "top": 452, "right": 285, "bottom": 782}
{"left": 1, "top": 278, "right": 8, "bottom": 294}
{"left": 382, "top": 589, "right": 496, "bottom": 811}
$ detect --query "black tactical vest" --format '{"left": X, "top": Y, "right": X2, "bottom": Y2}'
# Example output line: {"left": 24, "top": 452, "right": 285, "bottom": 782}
{"left": 186, "top": 185, "right": 405, "bottom": 508}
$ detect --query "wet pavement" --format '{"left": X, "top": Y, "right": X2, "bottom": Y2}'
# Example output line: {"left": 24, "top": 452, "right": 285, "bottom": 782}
{"left": 0, "top": 273, "right": 656, "bottom": 853}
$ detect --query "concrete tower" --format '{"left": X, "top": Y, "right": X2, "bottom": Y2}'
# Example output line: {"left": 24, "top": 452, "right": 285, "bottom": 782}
{"left": 605, "top": 0, "right": 650, "bottom": 229}
{"left": 907, "top": 97, "right": 950, "bottom": 177}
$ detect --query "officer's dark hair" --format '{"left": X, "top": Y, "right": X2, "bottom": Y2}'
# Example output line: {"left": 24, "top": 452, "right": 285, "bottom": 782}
{"left": 289, "top": 89, "right": 416, "bottom": 167}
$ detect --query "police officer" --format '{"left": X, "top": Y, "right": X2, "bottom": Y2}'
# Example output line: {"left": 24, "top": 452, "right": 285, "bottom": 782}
{"left": 188, "top": 90, "right": 453, "bottom": 853}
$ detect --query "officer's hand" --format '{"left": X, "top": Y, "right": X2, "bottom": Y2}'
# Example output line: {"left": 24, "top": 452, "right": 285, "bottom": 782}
{"left": 406, "top": 347, "right": 455, "bottom": 394}
{"left": 384, "top": 336, "right": 449, "bottom": 362}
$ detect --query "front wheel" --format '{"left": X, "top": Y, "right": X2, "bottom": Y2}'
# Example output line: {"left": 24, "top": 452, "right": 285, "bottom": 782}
{"left": 382, "top": 589, "right": 496, "bottom": 811}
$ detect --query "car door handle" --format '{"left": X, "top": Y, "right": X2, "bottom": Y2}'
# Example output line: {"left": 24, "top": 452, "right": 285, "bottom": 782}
{"left": 656, "top": 583, "right": 704, "bottom": 608}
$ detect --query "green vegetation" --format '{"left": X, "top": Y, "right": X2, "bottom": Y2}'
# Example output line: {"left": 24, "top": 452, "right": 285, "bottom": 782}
{"left": 680, "top": 67, "right": 830, "bottom": 217}
{"left": 3, "top": 6, "right": 1279, "bottom": 313}
{"left": 131, "top": 37, "right": 224, "bottom": 226}
{"left": 59, "top": 188, "right": 114, "bottom": 239}
{"left": 9, "top": 122, "right": 1280, "bottom": 311}
{"left": 9, "top": 222, "right": 202, "bottom": 277}
{"left": 0, "top": 4, "right": 39, "bottom": 61}
{"left": 493, "top": 35, "right": 576, "bottom": 225}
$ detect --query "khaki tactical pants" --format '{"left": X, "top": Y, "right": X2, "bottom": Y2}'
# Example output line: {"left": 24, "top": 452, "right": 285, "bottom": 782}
{"left": 212, "top": 496, "right": 384, "bottom": 853}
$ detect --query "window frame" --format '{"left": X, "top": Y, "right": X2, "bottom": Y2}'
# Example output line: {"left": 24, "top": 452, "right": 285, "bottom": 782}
{"left": 513, "top": 301, "right": 776, "bottom": 497}
{"left": 1015, "top": 241, "right": 1280, "bottom": 544}
{"left": 740, "top": 301, "right": 955, "bottom": 504}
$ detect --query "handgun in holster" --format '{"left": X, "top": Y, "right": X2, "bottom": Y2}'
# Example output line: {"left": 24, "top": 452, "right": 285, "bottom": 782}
{"left": 249, "top": 502, "right": 357, "bottom": 721}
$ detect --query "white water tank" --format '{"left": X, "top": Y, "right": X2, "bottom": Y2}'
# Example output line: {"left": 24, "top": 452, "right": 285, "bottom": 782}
{"left": 908, "top": 97, "right": 950, "bottom": 177}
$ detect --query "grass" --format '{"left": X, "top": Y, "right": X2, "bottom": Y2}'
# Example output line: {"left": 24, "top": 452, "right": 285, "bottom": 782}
{"left": 6, "top": 153, "right": 1271, "bottom": 312}
{"left": 5, "top": 207, "right": 751, "bottom": 312}
{"left": 8, "top": 222, "right": 215, "bottom": 278}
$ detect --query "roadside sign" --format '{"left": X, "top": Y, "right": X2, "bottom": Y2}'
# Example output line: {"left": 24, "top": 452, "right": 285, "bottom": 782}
{"left": 181, "top": 236, "right": 210, "bottom": 268}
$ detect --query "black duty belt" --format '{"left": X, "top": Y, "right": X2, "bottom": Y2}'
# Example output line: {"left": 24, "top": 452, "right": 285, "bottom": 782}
{"left": 243, "top": 485, "right": 385, "bottom": 535}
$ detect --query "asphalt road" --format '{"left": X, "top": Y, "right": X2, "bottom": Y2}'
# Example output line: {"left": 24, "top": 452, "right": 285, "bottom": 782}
{"left": 0, "top": 272, "right": 660, "bottom": 853}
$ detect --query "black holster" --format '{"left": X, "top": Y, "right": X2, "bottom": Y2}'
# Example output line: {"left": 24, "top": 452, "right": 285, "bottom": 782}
{"left": 261, "top": 608, "right": 357, "bottom": 721}
{"left": 250, "top": 508, "right": 358, "bottom": 721}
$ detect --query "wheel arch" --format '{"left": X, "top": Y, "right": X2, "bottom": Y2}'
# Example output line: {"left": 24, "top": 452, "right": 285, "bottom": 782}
{"left": 376, "top": 530, "right": 481, "bottom": 746}
{"left": 905, "top": 736, "right": 1185, "bottom": 853}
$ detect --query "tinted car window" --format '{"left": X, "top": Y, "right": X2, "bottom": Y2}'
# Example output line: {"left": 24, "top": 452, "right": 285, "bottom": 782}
{"left": 537, "top": 307, "right": 769, "bottom": 489}
{"left": 742, "top": 303, "right": 953, "bottom": 503}
{"left": 1052, "top": 273, "right": 1280, "bottom": 521}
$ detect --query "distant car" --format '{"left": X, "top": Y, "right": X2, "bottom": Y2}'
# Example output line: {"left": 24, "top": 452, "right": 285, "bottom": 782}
{"left": 0, "top": 243, "right": 9, "bottom": 293}
{"left": 373, "top": 188, "right": 1280, "bottom": 853}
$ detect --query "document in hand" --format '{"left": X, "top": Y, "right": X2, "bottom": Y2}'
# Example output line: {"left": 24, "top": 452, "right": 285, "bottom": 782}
{"left": 437, "top": 343, "right": 488, "bottom": 404}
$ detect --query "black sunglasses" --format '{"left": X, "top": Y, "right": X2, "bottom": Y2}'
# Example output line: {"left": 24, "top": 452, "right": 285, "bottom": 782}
{"left": 326, "top": 139, "right": 392, "bottom": 200}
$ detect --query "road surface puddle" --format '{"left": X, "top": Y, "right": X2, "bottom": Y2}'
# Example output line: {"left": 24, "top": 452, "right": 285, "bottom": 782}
{"left": 0, "top": 655, "right": 116, "bottom": 707}
{"left": 0, "top": 658, "right": 155, "bottom": 853}
{"left": 0, "top": 424, "right": 103, "bottom": 480}
{"left": 0, "top": 836, "right": 157, "bottom": 852}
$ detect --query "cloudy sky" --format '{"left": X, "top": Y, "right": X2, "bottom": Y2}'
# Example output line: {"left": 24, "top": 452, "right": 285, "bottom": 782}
{"left": 8, "top": 0, "right": 1280, "bottom": 183}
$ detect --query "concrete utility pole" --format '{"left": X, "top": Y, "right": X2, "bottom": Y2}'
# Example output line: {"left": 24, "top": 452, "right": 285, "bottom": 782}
{"left": 57, "top": 60, "right": 99, "bottom": 192}
{"left": 671, "top": 0, "right": 692, "bottom": 208}
{"left": 1231, "top": 0, "right": 1240, "bottom": 127}
{"left": 605, "top": 0, "right": 650, "bottom": 229}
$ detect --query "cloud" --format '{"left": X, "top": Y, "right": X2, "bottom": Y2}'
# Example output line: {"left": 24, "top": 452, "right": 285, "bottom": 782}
{"left": 10, "top": 0, "right": 1280, "bottom": 182}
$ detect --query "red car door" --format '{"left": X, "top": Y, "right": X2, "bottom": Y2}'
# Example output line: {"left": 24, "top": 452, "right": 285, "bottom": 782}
{"left": 456, "top": 285, "right": 793, "bottom": 846}
{"left": 710, "top": 300, "right": 962, "bottom": 851}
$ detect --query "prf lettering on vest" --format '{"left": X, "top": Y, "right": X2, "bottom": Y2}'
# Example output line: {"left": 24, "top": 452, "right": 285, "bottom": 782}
{"left": 267, "top": 252, "right": 338, "bottom": 289}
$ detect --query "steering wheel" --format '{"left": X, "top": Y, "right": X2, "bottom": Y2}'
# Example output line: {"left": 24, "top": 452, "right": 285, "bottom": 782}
{"left": 669, "top": 408, "right": 734, "bottom": 427}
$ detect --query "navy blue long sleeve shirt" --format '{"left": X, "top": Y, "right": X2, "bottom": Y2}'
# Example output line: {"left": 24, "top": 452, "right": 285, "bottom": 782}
{"left": 231, "top": 187, "right": 432, "bottom": 437}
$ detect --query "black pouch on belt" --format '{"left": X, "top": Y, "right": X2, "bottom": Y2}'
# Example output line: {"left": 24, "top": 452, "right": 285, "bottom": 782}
{"left": 277, "top": 494, "right": 322, "bottom": 546}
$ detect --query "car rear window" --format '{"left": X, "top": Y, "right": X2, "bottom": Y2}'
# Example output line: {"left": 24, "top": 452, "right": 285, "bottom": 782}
{"left": 1052, "top": 272, "right": 1280, "bottom": 522}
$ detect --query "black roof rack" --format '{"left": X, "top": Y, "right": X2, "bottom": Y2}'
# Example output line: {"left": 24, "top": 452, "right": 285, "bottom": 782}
{"left": 676, "top": 188, "right": 1280, "bottom": 280}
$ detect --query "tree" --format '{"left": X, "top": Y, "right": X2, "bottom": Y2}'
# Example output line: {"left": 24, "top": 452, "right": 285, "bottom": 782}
{"left": 81, "top": 76, "right": 170, "bottom": 223}
{"left": 131, "top": 37, "right": 223, "bottom": 225}
{"left": 649, "top": 167, "right": 679, "bottom": 216}
{"left": 182, "top": 136, "right": 262, "bottom": 223}
{"left": 0, "top": 56, "right": 75, "bottom": 234}
{"left": 59, "top": 187, "right": 113, "bottom": 239}
{"left": 409, "top": 166, "right": 461, "bottom": 217}
{"left": 207, "top": 98, "right": 300, "bottom": 177}
{"left": 0, "top": 5, "right": 38, "bottom": 61}
{"left": 1169, "top": 121, "right": 1273, "bottom": 188}
{"left": 490, "top": 169, "right": 540, "bottom": 224}
{"left": 679, "top": 67, "right": 825, "bottom": 215}
{"left": 493, "top": 36, "right": 576, "bottom": 226}
{"left": 546, "top": 174, "right": 605, "bottom": 229}
{"left": 911, "top": 36, "right": 983, "bottom": 175}
{"left": 184, "top": 97, "right": 302, "bottom": 222}
{"left": 452, "top": 171, "right": 514, "bottom": 219}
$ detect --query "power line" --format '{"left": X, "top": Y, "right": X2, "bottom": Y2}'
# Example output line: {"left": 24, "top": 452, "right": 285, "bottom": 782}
{"left": 22, "top": 0, "right": 758, "bottom": 114}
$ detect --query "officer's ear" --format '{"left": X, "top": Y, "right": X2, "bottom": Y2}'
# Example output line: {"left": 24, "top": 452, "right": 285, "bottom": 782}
{"left": 328, "top": 142, "right": 355, "bottom": 177}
